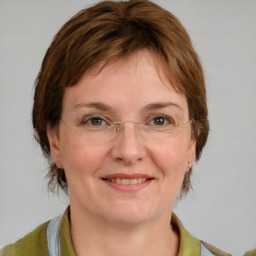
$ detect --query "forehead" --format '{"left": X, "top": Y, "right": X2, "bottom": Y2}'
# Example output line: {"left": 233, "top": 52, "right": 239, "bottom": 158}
{"left": 77, "top": 50, "right": 171, "bottom": 87}
{"left": 62, "top": 50, "right": 188, "bottom": 116}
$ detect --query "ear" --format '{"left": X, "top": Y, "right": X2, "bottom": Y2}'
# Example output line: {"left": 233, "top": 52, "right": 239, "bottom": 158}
{"left": 186, "top": 123, "right": 201, "bottom": 168}
{"left": 186, "top": 138, "right": 196, "bottom": 171}
{"left": 47, "top": 124, "right": 63, "bottom": 169}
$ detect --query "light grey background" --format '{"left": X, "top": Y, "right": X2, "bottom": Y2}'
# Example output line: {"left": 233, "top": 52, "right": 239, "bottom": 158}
{"left": 0, "top": 0, "right": 255, "bottom": 255}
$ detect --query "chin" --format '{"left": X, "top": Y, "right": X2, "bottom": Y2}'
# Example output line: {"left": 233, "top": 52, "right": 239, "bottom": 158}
{"left": 107, "top": 213, "right": 152, "bottom": 226}
{"left": 101, "top": 202, "right": 161, "bottom": 226}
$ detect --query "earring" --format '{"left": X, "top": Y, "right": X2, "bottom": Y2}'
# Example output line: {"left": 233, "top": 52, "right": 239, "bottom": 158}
{"left": 187, "top": 160, "right": 192, "bottom": 171}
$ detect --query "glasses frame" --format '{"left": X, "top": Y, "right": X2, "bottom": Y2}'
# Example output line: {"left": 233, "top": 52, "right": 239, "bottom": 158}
{"left": 60, "top": 116, "right": 194, "bottom": 141}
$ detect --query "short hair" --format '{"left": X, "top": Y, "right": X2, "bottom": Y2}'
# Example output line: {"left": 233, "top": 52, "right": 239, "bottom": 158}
{"left": 32, "top": 0, "right": 209, "bottom": 196}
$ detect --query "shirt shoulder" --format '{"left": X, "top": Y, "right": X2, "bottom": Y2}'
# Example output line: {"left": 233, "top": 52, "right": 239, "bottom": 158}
{"left": 0, "top": 221, "right": 49, "bottom": 256}
{"left": 172, "top": 213, "right": 231, "bottom": 256}
{"left": 243, "top": 249, "right": 256, "bottom": 256}
{"left": 201, "top": 240, "right": 231, "bottom": 256}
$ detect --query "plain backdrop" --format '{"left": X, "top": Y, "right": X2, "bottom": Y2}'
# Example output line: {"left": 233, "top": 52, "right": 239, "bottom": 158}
{"left": 0, "top": 0, "right": 255, "bottom": 255}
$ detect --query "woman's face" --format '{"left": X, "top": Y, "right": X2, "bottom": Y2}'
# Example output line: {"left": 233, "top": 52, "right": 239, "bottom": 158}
{"left": 48, "top": 50, "right": 196, "bottom": 225}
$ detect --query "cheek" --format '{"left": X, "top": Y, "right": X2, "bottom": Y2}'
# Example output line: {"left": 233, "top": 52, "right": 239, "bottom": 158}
{"left": 59, "top": 133, "right": 109, "bottom": 177}
{"left": 149, "top": 138, "right": 189, "bottom": 180}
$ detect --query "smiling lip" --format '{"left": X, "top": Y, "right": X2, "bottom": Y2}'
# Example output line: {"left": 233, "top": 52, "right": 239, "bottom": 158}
{"left": 101, "top": 173, "right": 155, "bottom": 192}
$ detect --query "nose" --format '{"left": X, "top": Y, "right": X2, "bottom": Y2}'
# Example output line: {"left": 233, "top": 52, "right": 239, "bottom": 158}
{"left": 110, "top": 122, "right": 146, "bottom": 165}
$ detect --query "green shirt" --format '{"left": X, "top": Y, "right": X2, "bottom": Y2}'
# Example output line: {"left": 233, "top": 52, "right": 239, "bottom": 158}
{"left": 0, "top": 208, "right": 230, "bottom": 256}
{"left": 243, "top": 249, "right": 256, "bottom": 256}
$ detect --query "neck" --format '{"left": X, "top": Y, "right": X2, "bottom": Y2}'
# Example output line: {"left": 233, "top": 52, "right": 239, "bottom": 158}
{"left": 69, "top": 204, "right": 179, "bottom": 256}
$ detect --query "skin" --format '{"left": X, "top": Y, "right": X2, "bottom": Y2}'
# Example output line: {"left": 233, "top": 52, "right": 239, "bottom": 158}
{"left": 48, "top": 49, "right": 196, "bottom": 256}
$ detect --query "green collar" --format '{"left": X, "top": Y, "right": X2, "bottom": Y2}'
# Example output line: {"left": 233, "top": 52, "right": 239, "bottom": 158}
{"left": 171, "top": 214, "right": 201, "bottom": 256}
{"left": 59, "top": 207, "right": 201, "bottom": 256}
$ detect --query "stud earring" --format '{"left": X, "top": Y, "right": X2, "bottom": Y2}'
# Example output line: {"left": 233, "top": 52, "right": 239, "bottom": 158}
{"left": 187, "top": 160, "right": 192, "bottom": 170}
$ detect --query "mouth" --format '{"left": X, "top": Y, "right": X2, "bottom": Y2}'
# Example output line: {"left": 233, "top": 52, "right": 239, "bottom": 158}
{"left": 102, "top": 177, "right": 153, "bottom": 185}
{"left": 100, "top": 174, "right": 155, "bottom": 191}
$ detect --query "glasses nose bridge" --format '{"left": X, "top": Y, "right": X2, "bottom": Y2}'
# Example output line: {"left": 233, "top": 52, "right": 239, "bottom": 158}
{"left": 114, "top": 120, "right": 143, "bottom": 133}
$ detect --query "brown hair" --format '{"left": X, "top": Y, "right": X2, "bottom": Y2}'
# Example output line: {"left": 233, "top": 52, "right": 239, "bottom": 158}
{"left": 33, "top": 0, "right": 209, "bottom": 195}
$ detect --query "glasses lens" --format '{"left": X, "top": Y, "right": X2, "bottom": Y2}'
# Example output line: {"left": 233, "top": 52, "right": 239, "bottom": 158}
{"left": 64, "top": 117, "right": 192, "bottom": 141}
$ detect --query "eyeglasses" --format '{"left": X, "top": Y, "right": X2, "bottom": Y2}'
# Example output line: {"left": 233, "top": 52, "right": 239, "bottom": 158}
{"left": 60, "top": 115, "right": 193, "bottom": 141}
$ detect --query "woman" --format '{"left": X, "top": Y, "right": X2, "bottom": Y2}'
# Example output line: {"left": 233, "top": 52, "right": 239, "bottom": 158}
{"left": 0, "top": 0, "right": 231, "bottom": 255}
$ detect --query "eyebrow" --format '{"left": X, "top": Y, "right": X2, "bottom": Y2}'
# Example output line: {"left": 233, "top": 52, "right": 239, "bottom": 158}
{"left": 74, "top": 101, "right": 182, "bottom": 112}
{"left": 74, "top": 102, "right": 113, "bottom": 111}
{"left": 143, "top": 102, "right": 182, "bottom": 111}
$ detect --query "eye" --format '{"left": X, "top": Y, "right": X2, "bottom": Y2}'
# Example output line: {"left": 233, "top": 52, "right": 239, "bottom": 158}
{"left": 80, "top": 116, "right": 109, "bottom": 127}
{"left": 149, "top": 116, "right": 173, "bottom": 126}
{"left": 90, "top": 117, "right": 105, "bottom": 126}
